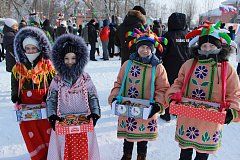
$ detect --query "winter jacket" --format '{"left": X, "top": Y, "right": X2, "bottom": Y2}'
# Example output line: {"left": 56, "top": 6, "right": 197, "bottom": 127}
{"left": 3, "top": 25, "right": 17, "bottom": 72}
{"left": 109, "top": 24, "right": 116, "bottom": 46}
{"left": 115, "top": 10, "right": 146, "bottom": 65}
{"left": 88, "top": 23, "right": 97, "bottom": 44}
{"left": 47, "top": 34, "right": 100, "bottom": 118}
{"left": 100, "top": 26, "right": 110, "bottom": 41}
{"left": 162, "top": 12, "right": 191, "bottom": 85}
{"left": 81, "top": 25, "right": 88, "bottom": 43}
{"left": 56, "top": 26, "right": 67, "bottom": 38}
{"left": 11, "top": 26, "right": 54, "bottom": 103}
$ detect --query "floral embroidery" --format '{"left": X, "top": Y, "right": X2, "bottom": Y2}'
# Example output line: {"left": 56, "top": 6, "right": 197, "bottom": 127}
{"left": 128, "top": 86, "right": 139, "bottom": 98}
{"left": 130, "top": 65, "right": 141, "bottom": 77}
{"left": 195, "top": 65, "right": 208, "bottom": 79}
{"left": 186, "top": 126, "right": 199, "bottom": 139}
{"left": 126, "top": 117, "right": 137, "bottom": 131}
{"left": 213, "top": 131, "right": 221, "bottom": 143}
{"left": 147, "top": 119, "right": 157, "bottom": 132}
{"left": 192, "top": 89, "right": 206, "bottom": 99}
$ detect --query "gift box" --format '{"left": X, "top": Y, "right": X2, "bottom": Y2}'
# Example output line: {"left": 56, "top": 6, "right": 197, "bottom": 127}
{"left": 15, "top": 104, "right": 47, "bottom": 122}
{"left": 55, "top": 114, "right": 94, "bottom": 135}
{"left": 169, "top": 97, "right": 226, "bottom": 124}
{"left": 111, "top": 97, "right": 152, "bottom": 120}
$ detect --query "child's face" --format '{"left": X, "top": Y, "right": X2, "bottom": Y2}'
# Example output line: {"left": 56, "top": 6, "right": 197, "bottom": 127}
{"left": 25, "top": 44, "right": 39, "bottom": 54}
{"left": 64, "top": 52, "right": 76, "bottom": 68}
{"left": 138, "top": 45, "right": 152, "bottom": 57}
{"left": 200, "top": 42, "right": 217, "bottom": 51}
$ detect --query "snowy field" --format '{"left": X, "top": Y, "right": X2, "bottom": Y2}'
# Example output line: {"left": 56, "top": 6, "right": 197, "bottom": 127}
{"left": 0, "top": 54, "right": 240, "bottom": 160}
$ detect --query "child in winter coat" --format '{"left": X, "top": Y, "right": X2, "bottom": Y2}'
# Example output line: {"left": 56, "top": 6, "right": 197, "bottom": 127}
{"left": 46, "top": 34, "right": 101, "bottom": 160}
{"left": 11, "top": 26, "right": 55, "bottom": 160}
{"left": 108, "top": 27, "right": 170, "bottom": 160}
{"left": 166, "top": 21, "right": 240, "bottom": 160}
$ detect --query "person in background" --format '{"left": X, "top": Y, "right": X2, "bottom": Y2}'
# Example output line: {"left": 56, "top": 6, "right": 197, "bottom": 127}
{"left": 115, "top": 5, "right": 147, "bottom": 65}
{"left": 160, "top": 12, "right": 191, "bottom": 122}
{"left": 108, "top": 23, "right": 117, "bottom": 58}
{"left": 88, "top": 19, "right": 98, "bottom": 61}
{"left": 100, "top": 19, "right": 110, "bottom": 60}
{"left": 3, "top": 18, "right": 18, "bottom": 72}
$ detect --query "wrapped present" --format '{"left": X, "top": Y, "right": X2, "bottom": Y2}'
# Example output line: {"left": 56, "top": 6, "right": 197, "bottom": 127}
{"left": 55, "top": 114, "right": 94, "bottom": 135}
{"left": 169, "top": 97, "right": 226, "bottom": 124}
{"left": 111, "top": 97, "right": 152, "bottom": 120}
{"left": 15, "top": 103, "right": 47, "bottom": 122}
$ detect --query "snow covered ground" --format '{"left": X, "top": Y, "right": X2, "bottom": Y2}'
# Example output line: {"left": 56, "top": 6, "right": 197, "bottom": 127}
{"left": 0, "top": 54, "right": 240, "bottom": 160}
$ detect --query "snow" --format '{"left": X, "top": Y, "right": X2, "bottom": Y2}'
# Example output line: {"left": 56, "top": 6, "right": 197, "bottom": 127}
{"left": 0, "top": 54, "right": 240, "bottom": 160}
{"left": 222, "top": 0, "right": 240, "bottom": 5}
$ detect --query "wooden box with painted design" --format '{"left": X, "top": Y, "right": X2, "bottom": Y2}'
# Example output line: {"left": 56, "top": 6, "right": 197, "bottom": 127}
{"left": 112, "top": 97, "right": 152, "bottom": 120}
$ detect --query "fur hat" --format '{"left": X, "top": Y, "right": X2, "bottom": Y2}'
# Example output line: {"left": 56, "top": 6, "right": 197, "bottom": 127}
{"left": 5, "top": 18, "right": 18, "bottom": 27}
{"left": 198, "top": 35, "right": 222, "bottom": 48}
{"left": 14, "top": 26, "right": 52, "bottom": 63}
{"left": 51, "top": 34, "right": 89, "bottom": 80}
{"left": 133, "top": 6, "right": 146, "bottom": 15}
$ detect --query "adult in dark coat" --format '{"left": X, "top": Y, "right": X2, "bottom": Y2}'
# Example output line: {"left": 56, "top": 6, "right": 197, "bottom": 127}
{"left": 88, "top": 19, "right": 97, "bottom": 61}
{"left": 160, "top": 12, "right": 191, "bottom": 122}
{"left": 108, "top": 23, "right": 116, "bottom": 58}
{"left": 115, "top": 6, "right": 146, "bottom": 65}
{"left": 3, "top": 18, "right": 18, "bottom": 72}
{"left": 42, "top": 19, "right": 55, "bottom": 41}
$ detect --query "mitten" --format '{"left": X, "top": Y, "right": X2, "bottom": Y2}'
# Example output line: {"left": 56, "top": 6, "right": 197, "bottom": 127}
{"left": 171, "top": 92, "right": 182, "bottom": 103}
{"left": 48, "top": 115, "right": 63, "bottom": 131}
{"left": 111, "top": 97, "right": 117, "bottom": 104}
{"left": 87, "top": 113, "right": 100, "bottom": 127}
{"left": 225, "top": 109, "right": 233, "bottom": 124}
{"left": 148, "top": 102, "right": 161, "bottom": 119}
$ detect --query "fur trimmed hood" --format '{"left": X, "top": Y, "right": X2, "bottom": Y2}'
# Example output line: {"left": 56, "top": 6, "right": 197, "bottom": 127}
{"left": 14, "top": 26, "right": 51, "bottom": 63}
{"left": 51, "top": 34, "right": 89, "bottom": 80}
{"left": 124, "top": 10, "right": 146, "bottom": 25}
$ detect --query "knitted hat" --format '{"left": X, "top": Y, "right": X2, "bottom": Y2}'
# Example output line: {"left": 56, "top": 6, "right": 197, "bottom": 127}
{"left": 4, "top": 18, "right": 18, "bottom": 27}
{"left": 62, "top": 41, "right": 77, "bottom": 55}
{"left": 22, "top": 37, "right": 40, "bottom": 50}
{"left": 198, "top": 35, "right": 222, "bottom": 48}
{"left": 126, "top": 27, "right": 168, "bottom": 53}
{"left": 132, "top": 6, "right": 146, "bottom": 15}
{"left": 186, "top": 21, "right": 232, "bottom": 47}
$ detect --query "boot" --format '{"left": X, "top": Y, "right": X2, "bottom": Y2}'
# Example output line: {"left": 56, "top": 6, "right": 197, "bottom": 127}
{"left": 179, "top": 148, "right": 193, "bottom": 160}
{"left": 121, "top": 153, "right": 132, "bottom": 160}
{"left": 121, "top": 139, "right": 133, "bottom": 160}
{"left": 137, "top": 154, "right": 146, "bottom": 160}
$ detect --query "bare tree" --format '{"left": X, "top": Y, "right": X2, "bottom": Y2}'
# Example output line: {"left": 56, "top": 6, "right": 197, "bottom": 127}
{"left": 184, "top": 0, "right": 197, "bottom": 28}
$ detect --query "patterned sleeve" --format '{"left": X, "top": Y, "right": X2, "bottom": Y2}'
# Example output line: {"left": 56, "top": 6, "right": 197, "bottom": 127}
{"left": 154, "top": 64, "right": 170, "bottom": 112}
{"left": 83, "top": 72, "right": 101, "bottom": 117}
{"left": 46, "top": 76, "right": 59, "bottom": 117}
{"left": 225, "top": 63, "right": 240, "bottom": 122}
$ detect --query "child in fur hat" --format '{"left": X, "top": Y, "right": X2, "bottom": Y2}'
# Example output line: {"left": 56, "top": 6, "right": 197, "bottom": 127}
{"left": 108, "top": 27, "right": 170, "bottom": 160}
{"left": 46, "top": 34, "right": 100, "bottom": 160}
{"left": 165, "top": 21, "right": 240, "bottom": 160}
{"left": 12, "top": 26, "right": 55, "bottom": 160}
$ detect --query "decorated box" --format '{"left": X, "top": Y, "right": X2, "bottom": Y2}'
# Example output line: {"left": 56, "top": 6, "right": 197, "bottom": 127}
{"left": 15, "top": 104, "right": 47, "bottom": 122}
{"left": 55, "top": 114, "right": 94, "bottom": 135}
{"left": 111, "top": 97, "right": 152, "bottom": 120}
{"left": 169, "top": 97, "right": 226, "bottom": 124}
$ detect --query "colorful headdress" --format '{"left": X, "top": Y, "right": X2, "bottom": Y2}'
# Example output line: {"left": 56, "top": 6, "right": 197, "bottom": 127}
{"left": 186, "top": 21, "right": 232, "bottom": 47}
{"left": 126, "top": 26, "right": 168, "bottom": 53}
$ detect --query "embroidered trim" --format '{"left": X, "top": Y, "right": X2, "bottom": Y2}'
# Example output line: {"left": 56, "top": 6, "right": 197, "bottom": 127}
{"left": 175, "top": 134, "right": 221, "bottom": 151}
{"left": 208, "top": 63, "right": 216, "bottom": 100}
{"left": 117, "top": 131, "right": 157, "bottom": 139}
{"left": 141, "top": 66, "right": 147, "bottom": 99}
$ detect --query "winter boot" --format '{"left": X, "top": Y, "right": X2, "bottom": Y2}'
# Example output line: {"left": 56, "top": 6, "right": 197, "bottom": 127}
{"left": 137, "top": 154, "right": 146, "bottom": 160}
{"left": 121, "top": 139, "right": 134, "bottom": 160}
{"left": 179, "top": 148, "right": 193, "bottom": 160}
{"left": 160, "top": 108, "right": 171, "bottom": 122}
{"left": 194, "top": 152, "right": 209, "bottom": 160}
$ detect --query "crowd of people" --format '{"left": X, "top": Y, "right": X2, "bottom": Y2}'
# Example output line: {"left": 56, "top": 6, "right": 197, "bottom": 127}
{"left": 0, "top": 4, "right": 240, "bottom": 160}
